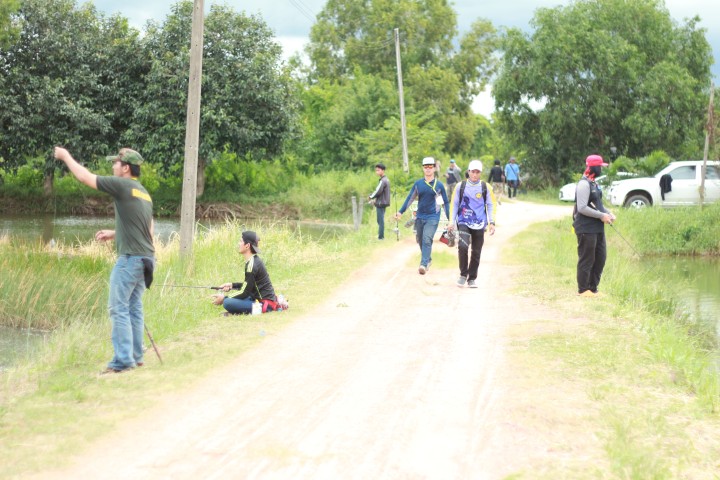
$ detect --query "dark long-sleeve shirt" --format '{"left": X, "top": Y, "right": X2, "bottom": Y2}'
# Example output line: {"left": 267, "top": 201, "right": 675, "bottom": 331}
{"left": 231, "top": 254, "right": 277, "bottom": 302}
{"left": 369, "top": 175, "right": 391, "bottom": 208}
{"left": 398, "top": 178, "right": 450, "bottom": 220}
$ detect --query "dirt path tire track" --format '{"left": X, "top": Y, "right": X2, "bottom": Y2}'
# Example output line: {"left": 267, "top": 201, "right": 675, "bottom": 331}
{"left": 38, "top": 201, "right": 571, "bottom": 480}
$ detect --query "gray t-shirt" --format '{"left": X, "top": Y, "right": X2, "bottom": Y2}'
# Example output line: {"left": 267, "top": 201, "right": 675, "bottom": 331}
{"left": 96, "top": 176, "right": 154, "bottom": 256}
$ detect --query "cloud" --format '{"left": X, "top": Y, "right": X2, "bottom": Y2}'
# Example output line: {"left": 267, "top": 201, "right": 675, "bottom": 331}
{"left": 93, "top": 0, "right": 719, "bottom": 121}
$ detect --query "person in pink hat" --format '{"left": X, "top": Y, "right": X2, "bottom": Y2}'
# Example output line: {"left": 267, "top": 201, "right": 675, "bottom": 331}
{"left": 572, "top": 154, "right": 616, "bottom": 297}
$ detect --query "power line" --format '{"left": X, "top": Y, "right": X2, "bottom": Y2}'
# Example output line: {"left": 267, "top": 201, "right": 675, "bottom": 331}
{"left": 287, "top": 0, "right": 315, "bottom": 23}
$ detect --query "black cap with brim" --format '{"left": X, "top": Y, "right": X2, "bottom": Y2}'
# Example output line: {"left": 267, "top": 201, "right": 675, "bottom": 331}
{"left": 241, "top": 230, "right": 261, "bottom": 254}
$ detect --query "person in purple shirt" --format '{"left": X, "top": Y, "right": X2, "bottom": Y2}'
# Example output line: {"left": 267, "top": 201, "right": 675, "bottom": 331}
{"left": 395, "top": 156, "right": 450, "bottom": 275}
{"left": 448, "top": 160, "right": 495, "bottom": 288}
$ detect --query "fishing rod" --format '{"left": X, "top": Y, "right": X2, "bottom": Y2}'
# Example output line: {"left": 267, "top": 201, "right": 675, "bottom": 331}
{"left": 393, "top": 188, "right": 399, "bottom": 241}
{"left": 161, "top": 284, "right": 224, "bottom": 290}
{"left": 144, "top": 323, "right": 163, "bottom": 365}
{"left": 608, "top": 223, "right": 643, "bottom": 258}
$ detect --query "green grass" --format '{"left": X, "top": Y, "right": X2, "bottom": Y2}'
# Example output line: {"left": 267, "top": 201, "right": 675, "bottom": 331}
{"left": 0, "top": 221, "right": 389, "bottom": 478}
{"left": 506, "top": 211, "right": 720, "bottom": 477}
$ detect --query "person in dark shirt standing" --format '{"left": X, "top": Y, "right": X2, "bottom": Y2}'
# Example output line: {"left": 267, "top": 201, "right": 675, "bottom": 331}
{"left": 55, "top": 147, "right": 155, "bottom": 374}
{"left": 573, "top": 154, "right": 616, "bottom": 297}
{"left": 212, "top": 231, "right": 279, "bottom": 314}
{"left": 368, "top": 163, "right": 391, "bottom": 240}
{"left": 445, "top": 159, "right": 462, "bottom": 198}
{"left": 487, "top": 159, "right": 505, "bottom": 205}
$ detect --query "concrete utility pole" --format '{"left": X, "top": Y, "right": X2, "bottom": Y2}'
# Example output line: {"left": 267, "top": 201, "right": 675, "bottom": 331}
{"left": 179, "top": 0, "right": 205, "bottom": 256}
{"left": 394, "top": 28, "right": 409, "bottom": 173}
{"left": 701, "top": 81, "right": 714, "bottom": 208}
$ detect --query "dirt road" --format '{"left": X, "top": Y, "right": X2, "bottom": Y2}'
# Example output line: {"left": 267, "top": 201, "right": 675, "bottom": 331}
{"left": 40, "top": 201, "right": 573, "bottom": 479}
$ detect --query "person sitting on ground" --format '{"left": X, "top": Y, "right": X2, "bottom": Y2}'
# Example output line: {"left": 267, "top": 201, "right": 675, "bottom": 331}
{"left": 211, "top": 230, "right": 281, "bottom": 315}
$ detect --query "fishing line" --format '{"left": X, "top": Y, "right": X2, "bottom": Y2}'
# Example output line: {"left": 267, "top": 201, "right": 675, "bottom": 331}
{"left": 608, "top": 223, "right": 643, "bottom": 258}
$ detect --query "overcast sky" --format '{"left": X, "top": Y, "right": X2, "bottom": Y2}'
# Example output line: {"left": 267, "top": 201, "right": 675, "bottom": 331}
{"left": 91, "top": 0, "right": 719, "bottom": 116}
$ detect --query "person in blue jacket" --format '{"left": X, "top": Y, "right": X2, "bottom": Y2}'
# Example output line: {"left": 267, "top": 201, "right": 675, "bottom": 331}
{"left": 395, "top": 156, "right": 450, "bottom": 275}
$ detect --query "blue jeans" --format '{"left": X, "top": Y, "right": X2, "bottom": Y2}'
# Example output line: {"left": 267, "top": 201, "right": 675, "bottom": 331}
{"left": 107, "top": 255, "right": 150, "bottom": 370}
{"left": 415, "top": 216, "right": 440, "bottom": 267}
{"left": 376, "top": 206, "right": 386, "bottom": 239}
{"left": 223, "top": 296, "right": 254, "bottom": 314}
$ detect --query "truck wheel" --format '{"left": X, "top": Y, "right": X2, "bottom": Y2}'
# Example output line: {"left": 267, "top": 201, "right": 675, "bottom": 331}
{"left": 623, "top": 194, "right": 651, "bottom": 208}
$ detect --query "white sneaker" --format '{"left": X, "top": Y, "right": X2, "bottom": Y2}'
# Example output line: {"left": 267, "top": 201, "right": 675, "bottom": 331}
{"left": 418, "top": 265, "right": 427, "bottom": 275}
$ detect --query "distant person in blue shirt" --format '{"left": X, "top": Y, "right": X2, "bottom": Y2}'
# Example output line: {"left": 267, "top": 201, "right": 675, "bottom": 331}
{"left": 395, "top": 156, "right": 450, "bottom": 275}
{"left": 504, "top": 156, "right": 520, "bottom": 198}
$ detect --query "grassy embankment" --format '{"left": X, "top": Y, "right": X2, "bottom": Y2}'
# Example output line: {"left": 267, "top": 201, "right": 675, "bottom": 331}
{"left": 0, "top": 221, "right": 385, "bottom": 477}
{"left": 507, "top": 202, "right": 720, "bottom": 477}
{"left": 0, "top": 165, "right": 411, "bottom": 222}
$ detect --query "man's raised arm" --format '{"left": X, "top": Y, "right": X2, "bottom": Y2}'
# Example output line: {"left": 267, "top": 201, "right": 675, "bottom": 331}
{"left": 54, "top": 147, "right": 97, "bottom": 190}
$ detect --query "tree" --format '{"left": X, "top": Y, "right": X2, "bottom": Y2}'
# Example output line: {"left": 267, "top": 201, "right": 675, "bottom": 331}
{"left": 127, "top": 1, "right": 299, "bottom": 197}
{"left": 297, "top": 70, "right": 399, "bottom": 169}
{"left": 0, "top": 0, "right": 20, "bottom": 47}
{"left": 308, "top": 0, "right": 456, "bottom": 80}
{"left": 493, "top": 0, "right": 712, "bottom": 183}
{"left": 0, "top": 0, "right": 146, "bottom": 195}
{"left": 303, "top": 0, "right": 498, "bottom": 163}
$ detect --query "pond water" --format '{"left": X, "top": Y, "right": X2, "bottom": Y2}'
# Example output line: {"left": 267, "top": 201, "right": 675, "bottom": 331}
{"left": 0, "top": 213, "right": 352, "bottom": 245}
{"left": 640, "top": 256, "right": 720, "bottom": 341}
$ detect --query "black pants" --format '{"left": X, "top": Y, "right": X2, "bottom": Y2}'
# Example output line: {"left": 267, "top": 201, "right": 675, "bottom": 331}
{"left": 458, "top": 225, "right": 485, "bottom": 280}
{"left": 576, "top": 231, "right": 607, "bottom": 293}
{"left": 507, "top": 180, "right": 519, "bottom": 198}
{"left": 376, "top": 206, "right": 386, "bottom": 239}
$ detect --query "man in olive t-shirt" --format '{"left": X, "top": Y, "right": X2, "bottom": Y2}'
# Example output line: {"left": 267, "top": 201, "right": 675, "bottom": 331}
{"left": 55, "top": 147, "right": 154, "bottom": 374}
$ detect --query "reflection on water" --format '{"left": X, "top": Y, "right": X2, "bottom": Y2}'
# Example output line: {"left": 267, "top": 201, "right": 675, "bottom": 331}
{"left": 0, "top": 214, "right": 207, "bottom": 245}
{"left": 0, "top": 326, "right": 49, "bottom": 371}
{"left": 641, "top": 257, "right": 720, "bottom": 341}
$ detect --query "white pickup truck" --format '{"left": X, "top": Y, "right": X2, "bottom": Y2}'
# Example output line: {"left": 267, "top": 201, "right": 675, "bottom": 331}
{"left": 607, "top": 160, "right": 720, "bottom": 208}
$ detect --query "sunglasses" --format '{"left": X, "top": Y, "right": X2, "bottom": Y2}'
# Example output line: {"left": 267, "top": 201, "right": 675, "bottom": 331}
{"left": 422, "top": 165, "right": 435, "bottom": 169}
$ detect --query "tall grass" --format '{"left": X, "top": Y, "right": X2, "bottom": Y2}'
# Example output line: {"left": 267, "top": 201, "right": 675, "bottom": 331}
{"left": 1, "top": 220, "right": 378, "bottom": 389}
{"left": 510, "top": 209, "right": 720, "bottom": 475}
{"left": 0, "top": 220, "right": 384, "bottom": 477}
{"left": 514, "top": 209, "right": 720, "bottom": 412}
{"left": 0, "top": 240, "right": 110, "bottom": 330}
{"left": 612, "top": 203, "right": 720, "bottom": 255}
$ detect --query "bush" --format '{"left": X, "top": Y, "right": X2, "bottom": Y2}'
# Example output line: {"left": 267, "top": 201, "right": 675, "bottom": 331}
{"left": 285, "top": 170, "right": 376, "bottom": 220}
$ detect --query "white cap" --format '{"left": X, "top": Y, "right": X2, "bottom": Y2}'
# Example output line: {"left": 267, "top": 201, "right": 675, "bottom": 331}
{"left": 422, "top": 156, "right": 435, "bottom": 166}
{"left": 468, "top": 159, "right": 483, "bottom": 172}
